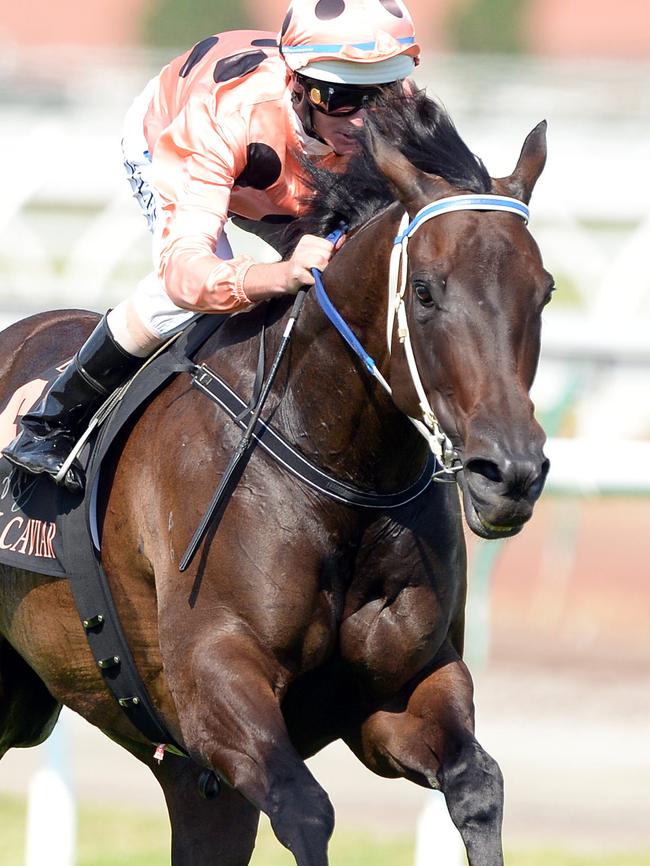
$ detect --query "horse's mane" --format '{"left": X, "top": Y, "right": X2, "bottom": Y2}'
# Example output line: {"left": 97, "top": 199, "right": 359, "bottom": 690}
{"left": 281, "top": 90, "right": 492, "bottom": 255}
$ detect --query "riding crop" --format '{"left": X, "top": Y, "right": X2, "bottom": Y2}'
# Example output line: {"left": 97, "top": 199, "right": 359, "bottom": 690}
{"left": 179, "top": 227, "right": 346, "bottom": 572}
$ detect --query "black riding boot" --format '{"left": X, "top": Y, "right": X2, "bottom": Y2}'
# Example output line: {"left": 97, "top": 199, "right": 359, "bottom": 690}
{"left": 2, "top": 315, "right": 143, "bottom": 493}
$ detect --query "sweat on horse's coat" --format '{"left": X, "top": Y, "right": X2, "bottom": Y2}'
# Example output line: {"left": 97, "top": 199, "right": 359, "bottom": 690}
{"left": 0, "top": 92, "right": 551, "bottom": 866}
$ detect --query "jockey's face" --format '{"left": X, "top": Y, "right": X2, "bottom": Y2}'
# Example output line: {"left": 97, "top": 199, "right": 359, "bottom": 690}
{"left": 312, "top": 109, "right": 367, "bottom": 155}
{"left": 291, "top": 74, "right": 370, "bottom": 155}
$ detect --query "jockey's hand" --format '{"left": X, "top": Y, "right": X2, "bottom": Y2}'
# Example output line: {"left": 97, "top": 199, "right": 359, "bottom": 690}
{"left": 243, "top": 233, "right": 345, "bottom": 302}
{"left": 285, "top": 233, "right": 339, "bottom": 290}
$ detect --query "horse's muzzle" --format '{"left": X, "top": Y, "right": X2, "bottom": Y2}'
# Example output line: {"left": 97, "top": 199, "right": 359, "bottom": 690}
{"left": 458, "top": 443, "right": 550, "bottom": 539}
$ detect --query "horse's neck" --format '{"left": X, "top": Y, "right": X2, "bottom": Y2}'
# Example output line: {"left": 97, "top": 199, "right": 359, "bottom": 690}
{"left": 281, "top": 208, "right": 426, "bottom": 491}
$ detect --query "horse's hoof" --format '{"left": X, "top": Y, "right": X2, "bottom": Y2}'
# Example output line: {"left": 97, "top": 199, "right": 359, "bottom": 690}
{"left": 198, "top": 768, "right": 221, "bottom": 800}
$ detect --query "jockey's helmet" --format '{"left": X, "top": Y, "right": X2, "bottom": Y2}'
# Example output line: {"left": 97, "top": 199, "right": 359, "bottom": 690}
{"left": 279, "top": 0, "right": 420, "bottom": 86}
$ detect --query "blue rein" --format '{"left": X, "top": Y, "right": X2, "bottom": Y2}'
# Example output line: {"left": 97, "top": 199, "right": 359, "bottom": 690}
{"left": 311, "top": 225, "right": 378, "bottom": 375}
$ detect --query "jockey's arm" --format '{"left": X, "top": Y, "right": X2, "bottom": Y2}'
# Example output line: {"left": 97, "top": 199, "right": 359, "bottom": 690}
{"left": 150, "top": 95, "right": 335, "bottom": 311}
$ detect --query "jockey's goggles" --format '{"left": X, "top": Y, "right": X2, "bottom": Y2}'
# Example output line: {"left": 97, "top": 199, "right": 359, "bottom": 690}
{"left": 298, "top": 75, "right": 389, "bottom": 116}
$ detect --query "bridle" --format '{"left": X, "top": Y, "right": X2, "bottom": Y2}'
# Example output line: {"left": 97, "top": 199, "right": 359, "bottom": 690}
{"left": 314, "top": 193, "right": 530, "bottom": 478}
{"left": 387, "top": 194, "right": 530, "bottom": 471}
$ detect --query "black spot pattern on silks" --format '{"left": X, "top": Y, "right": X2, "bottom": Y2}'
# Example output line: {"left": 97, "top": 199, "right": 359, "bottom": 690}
{"left": 235, "top": 144, "right": 282, "bottom": 190}
{"left": 315, "top": 0, "right": 346, "bottom": 20}
{"left": 281, "top": 8, "right": 293, "bottom": 36}
{"left": 179, "top": 36, "right": 220, "bottom": 77}
{"left": 213, "top": 50, "right": 268, "bottom": 83}
{"left": 251, "top": 38, "right": 278, "bottom": 47}
{"left": 378, "top": 0, "right": 404, "bottom": 17}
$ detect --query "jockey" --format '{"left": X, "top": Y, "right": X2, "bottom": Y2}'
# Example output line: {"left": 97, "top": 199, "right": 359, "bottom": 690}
{"left": 2, "top": 0, "right": 420, "bottom": 493}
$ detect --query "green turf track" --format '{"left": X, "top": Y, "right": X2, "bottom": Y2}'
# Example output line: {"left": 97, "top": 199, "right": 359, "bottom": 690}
{"left": 1, "top": 794, "right": 648, "bottom": 866}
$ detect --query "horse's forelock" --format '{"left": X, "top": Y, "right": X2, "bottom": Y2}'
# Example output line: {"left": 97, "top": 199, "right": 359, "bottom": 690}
{"left": 370, "top": 92, "right": 492, "bottom": 194}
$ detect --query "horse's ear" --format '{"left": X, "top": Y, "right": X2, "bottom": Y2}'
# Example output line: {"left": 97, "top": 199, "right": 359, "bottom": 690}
{"left": 365, "top": 124, "right": 428, "bottom": 209}
{"left": 500, "top": 120, "right": 547, "bottom": 204}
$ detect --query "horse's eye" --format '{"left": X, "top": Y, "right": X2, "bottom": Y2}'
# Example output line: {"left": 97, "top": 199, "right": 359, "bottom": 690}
{"left": 413, "top": 281, "right": 434, "bottom": 306}
{"left": 543, "top": 281, "right": 556, "bottom": 307}
{"left": 542, "top": 273, "right": 556, "bottom": 307}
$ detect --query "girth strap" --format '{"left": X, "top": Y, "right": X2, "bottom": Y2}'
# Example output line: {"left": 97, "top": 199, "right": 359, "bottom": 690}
{"left": 60, "top": 500, "right": 188, "bottom": 757}
{"left": 191, "top": 364, "right": 437, "bottom": 509}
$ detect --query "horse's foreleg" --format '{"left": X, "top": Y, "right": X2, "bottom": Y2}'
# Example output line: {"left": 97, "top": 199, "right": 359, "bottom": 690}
{"left": 153, "top": 755, "right": 260, "bottom": 866}
{"left": 163, "top": 631, "right": 334, "bottom": 866}
{"left": 100, "top": 733, "right": 261, "bottom": 866}
{"left": 346, "top": 655, "right": 503, "bottom": 866}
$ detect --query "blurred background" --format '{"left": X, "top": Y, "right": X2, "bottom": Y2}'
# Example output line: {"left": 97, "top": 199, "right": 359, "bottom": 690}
{"left": 0, "top": 1, "right": 649, "bottom": 865}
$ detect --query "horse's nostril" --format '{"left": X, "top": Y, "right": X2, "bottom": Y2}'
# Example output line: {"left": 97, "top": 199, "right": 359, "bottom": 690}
{"left": 465, "top": 458, "right": 503, "bottom": 484}
{"left": 528, "top": 458, "right": 550, "bottom": 498}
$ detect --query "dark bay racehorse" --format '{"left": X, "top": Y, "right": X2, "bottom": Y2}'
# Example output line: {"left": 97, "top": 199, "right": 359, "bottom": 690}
{"left": 0, "top": 94, "right": 551, "bottom": 865}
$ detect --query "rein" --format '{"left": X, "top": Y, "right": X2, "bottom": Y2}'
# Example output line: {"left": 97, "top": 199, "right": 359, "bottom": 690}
{"left": 315, "top": 193, "right": 530, "bottom": 477}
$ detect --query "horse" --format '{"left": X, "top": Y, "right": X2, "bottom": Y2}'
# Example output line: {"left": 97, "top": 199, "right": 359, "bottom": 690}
{"left": 0, "top": 92, "right": 551, "bottom": 866}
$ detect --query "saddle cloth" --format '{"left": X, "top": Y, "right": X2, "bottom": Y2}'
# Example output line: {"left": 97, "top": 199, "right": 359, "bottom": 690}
{"left": 0, "top": 361, "right": 69, "bottom": 576}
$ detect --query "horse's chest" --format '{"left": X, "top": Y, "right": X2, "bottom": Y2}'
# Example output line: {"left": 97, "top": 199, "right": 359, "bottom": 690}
{"left": 271, "top": 578, "right": 346, "bottom": 674}
{"left": 345, "top": 587, "right": 448, "bottom": 680}
{"left": 299, "top": 594, "right": 339, "bottom": 670}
